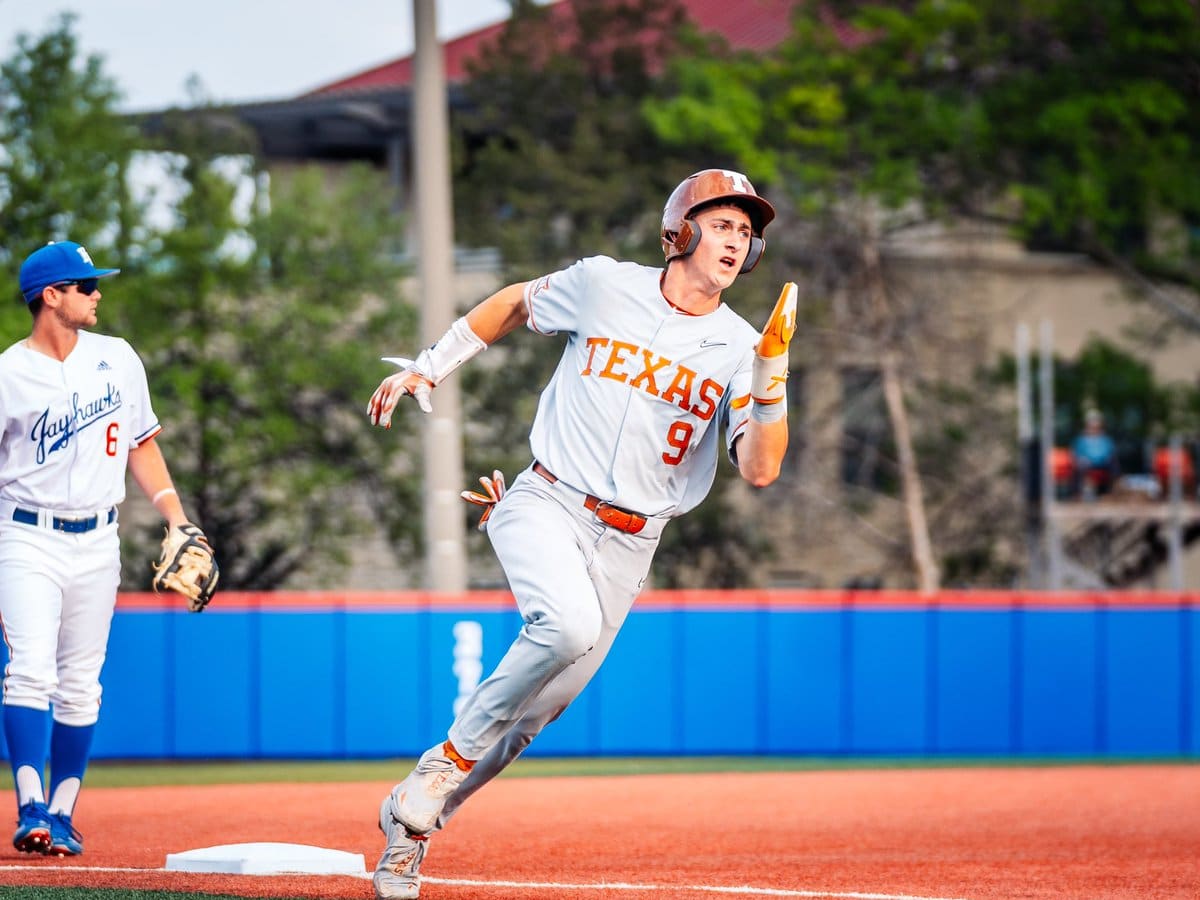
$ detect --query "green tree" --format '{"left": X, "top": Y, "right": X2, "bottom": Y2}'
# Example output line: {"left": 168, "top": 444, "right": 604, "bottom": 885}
{"left": 1, "top": 18, "right": 423, "bottom": 589}
{"left": 979, "top": 1, "right": 1200, "bottom": 285}
{"left": 112, "top": 139, "right": 420, "bottom": 589}
{"left": 0, "top": 14, "right": 139, "bottom": 337}
{"left": 454, "top": 0, "right": 700, "bottom": 270}
{"left": 645, "top": 0, "right": 1200, "bottom": 587}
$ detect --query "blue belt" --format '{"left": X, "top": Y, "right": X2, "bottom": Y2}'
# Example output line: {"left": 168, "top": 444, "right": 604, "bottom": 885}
{"left": 12, "top": 506, "right": 117, "bottom": 533}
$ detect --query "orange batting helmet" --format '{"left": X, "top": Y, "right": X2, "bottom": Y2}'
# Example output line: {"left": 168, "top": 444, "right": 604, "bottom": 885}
{"left": 661, "top": 169, "right": 776, "bottom": 273}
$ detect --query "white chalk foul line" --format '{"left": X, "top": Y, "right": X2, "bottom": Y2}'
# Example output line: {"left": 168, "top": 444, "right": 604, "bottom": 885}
{"left": 424, "top": 877, "right": 969, "bottom": 900}
{"left": 0, "top": 864, "right": 970, "bottom": 900}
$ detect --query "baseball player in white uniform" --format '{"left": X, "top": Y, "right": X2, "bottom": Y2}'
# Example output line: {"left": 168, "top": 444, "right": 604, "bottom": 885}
{"left": 365, "top": 170, "right": 796, "bottom": 899}
{"left": 1, "top": 241, "right": 209, "bottom": 857}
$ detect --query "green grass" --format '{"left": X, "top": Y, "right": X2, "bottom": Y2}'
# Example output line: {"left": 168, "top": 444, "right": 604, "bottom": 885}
{"left": 0, "top": 892, "right": 263, "bottom": 900}
{"left": 0, "top": 891, "right": 272, "bottom": 900}
{"left": 3, "top": 753, "right": 1191, "bottom": 790}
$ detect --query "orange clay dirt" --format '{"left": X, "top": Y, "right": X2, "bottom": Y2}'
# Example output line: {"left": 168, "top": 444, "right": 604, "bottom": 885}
{"left": 0, "top": 765, "right": 1197, "bottom": 899}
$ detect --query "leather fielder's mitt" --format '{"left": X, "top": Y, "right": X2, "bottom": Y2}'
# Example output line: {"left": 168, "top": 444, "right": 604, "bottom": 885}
{"left": 152, "top": 523, "right": 219, "bottom": 612}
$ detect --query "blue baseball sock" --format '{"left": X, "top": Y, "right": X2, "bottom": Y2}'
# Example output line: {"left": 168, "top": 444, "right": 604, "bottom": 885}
{"left": 49, "top": 721, "right": 95, "bottom": 815}
{"left": 3, "top": 704, "right": 49, "bottom": 805}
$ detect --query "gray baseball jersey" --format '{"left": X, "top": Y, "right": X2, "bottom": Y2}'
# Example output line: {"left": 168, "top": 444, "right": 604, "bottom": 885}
{"left": 525, "top": 254, "right": 758, "bottom": 516}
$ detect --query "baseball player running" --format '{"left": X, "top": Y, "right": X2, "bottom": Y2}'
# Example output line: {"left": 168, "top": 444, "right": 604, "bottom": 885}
{"left": 0, "top": 241, "right": 217, "bottom": 857}
{"left": 366, "top": 169, "right": 796, "bottom": 899}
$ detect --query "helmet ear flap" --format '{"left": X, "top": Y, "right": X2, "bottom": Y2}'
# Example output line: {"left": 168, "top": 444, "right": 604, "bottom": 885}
{"left": 663, "top": 219, "right": 702, "bottom": 261}
{"left": 669, "top": 218, "right": 702, "bottom": 259}
{"left": 740, "top": 236, "right": 765, "bottom": 273}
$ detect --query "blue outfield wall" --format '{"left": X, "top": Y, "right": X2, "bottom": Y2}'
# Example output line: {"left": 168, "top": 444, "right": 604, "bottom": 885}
{"left": 0, "top": 590, "right": 1195, "bottom": 760}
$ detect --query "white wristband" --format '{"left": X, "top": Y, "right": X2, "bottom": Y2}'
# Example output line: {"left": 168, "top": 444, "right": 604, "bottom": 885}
{"left": 749, "top": 350, "right": 788, "bottom": 424}
{"left": 751, "top": 399, "right": 787, "bottom": 423}
{"left": 151, "top": 487, "right": 177, "bottom": 505}
{"left": 750, "top": 352, "right": 789, "bottom": 405}
{"left": 413, "top": 317, "right": 487, "bottom": 385}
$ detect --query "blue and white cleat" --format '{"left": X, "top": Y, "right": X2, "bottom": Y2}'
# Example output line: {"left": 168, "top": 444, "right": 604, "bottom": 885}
{"left": 13, "top": 801, "right": 52, "bottom": 854}
{"left": 48, "top": 811, "right": 83, "bottom": 856}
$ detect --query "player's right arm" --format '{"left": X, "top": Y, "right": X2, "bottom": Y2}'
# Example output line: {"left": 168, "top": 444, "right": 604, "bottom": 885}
{"left": 724, "top": 282, "right": 796, "bottom": 485}
{"left": 735, "top": 417, "right": 788, "bottom": 486}
{"left": 465, "top": 282, "right": 530, "bottom": 343}
{"left": 368, "top": 282, "right": 529, "bottom": 426}
{"left": 735, "top": 282, "right": 796, "bottom": 485}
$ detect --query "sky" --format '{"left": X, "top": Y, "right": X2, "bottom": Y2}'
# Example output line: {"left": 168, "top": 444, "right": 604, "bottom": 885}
{"left": 0, "top": 1, "right": 525, "bottom": 112}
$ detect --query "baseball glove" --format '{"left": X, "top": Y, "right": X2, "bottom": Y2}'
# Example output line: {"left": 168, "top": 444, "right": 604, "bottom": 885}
{"left": 152, "top": 523, "right": 219, "bottom": 612}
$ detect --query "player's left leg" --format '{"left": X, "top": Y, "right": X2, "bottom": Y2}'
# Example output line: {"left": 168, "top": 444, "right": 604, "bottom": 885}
{"left": 440, "top": 523, "right": 657, "bottom": 825}
{"left": 374, "top": 588, "right": 632, "bottom": 900}
{"left": 373, "top": 799, "right": 428, "bottom": 900}
{"left": 439, "top": 617, "right": 620, "bottom": 827}
{"left": 446, "top": 473, "right": 606, "bottom": 763}
{"left": 374, "top": 480, "right": 659, "bottom": 899}
{"left": 44, "top": 526, "right": 119, "bottom": 857}
{"left": 374, "top": 623, "right": 624, "bottom": 900}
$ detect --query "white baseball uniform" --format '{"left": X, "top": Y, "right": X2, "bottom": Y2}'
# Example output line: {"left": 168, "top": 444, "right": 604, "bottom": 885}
{"left": 440, "top": 255, "right": 761, "bottom": 824}
{"left": 0, "top": 330, "right": 160, "bottom": 725}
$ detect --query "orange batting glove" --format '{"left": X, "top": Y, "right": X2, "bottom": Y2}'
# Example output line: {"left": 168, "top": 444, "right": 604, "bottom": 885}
{"left": 750, "top": 282, "right": 797, "bottom": 417}
{"left": 461, "top": 470, "right": 506, "bottom": 531}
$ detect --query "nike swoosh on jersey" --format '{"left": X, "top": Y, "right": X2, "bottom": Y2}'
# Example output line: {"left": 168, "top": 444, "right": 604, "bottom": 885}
{"left": 699, "top": 338, "right": 728, "bottom": 348}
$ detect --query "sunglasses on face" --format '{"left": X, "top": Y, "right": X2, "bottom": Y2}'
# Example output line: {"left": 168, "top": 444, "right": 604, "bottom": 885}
{"left": 54, "top": 279, "right": 99, "bottom": 294}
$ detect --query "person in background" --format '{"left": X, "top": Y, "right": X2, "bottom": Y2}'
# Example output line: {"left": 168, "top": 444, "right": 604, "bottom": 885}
{"left": 1071, "top": 408, "right": 1119, "bottom": 499}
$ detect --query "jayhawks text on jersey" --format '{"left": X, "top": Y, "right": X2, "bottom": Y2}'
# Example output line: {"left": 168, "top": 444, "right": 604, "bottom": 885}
{"left": 0, "top": 331, "right": 159, "bottom": 511}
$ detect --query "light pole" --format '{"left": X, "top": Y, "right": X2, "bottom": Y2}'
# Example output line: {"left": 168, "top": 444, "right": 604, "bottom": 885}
{"left": 411, "top": 0, "right": 466, "bottom": 591}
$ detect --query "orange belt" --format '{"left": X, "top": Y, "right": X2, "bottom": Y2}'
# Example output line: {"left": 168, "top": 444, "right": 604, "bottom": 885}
{"left": 533, "top": 462, "right": 647, "bottom": 535}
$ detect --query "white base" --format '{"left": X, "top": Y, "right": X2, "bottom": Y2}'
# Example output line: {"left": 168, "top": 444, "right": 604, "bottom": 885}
{"left": 165, "top": 841, "right": 367, "bottom": 875}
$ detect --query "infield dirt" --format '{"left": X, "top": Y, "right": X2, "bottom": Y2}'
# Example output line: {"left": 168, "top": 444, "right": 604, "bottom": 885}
{"left": 1, "top": 766, "right": 1197, "bottom": 899}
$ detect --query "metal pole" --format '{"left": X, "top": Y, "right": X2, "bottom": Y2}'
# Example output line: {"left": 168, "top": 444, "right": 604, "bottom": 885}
{"left": 1167, "top": 433, "right": 1184, "bottom": 591}
{"left": 1017, "top": 323, "right": 1033, "bottom": 447}
{"left": 1039, "top": 321, "right": 1062, "bottom": 590}
{"left": 1016, "top": 323, "right": 1039, "bottom": 586}
{"left": 412, "top": 0, "right": 467, "bottom": 591}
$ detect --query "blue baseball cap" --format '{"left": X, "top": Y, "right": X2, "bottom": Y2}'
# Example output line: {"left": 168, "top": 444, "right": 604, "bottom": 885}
{"left": 18, "top": 241, "right": 120, "bottom": 304}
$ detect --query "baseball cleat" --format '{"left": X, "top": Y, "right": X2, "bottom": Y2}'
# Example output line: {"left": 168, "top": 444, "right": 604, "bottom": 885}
{"left": 13, "top": 801, "right": 52, "bottom": 854}
{"left": 374, "top": 793, "right": 429, "bottom": 900}
{"left": 390, "top": 742, "right": 470, "bottom": 835}
{"left": 47, "top": 811, "right": 83, "bottom": 856}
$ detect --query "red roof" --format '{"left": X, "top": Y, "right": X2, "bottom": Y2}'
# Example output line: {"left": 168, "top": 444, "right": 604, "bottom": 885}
{"left": 304, "top": 0, "right": 803, "bottom": 98}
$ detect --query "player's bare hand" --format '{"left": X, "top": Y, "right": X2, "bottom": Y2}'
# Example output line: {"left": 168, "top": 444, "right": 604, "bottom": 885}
{"left": 368, "top": 363, "right": 434, "bottom": 426}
